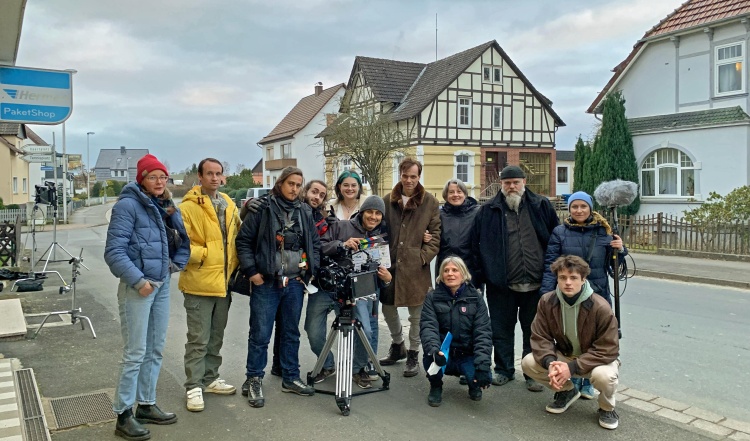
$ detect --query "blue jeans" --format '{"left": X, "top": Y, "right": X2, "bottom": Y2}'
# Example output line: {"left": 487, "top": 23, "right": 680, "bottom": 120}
{"left": 246, "top": 279, "right": 305, "bottom": 381}
{"left": 304, "top": 290, "right": 338, "bottom": 370}
{"left": 353, "top": 297, "right": 378, "bottom": 371}
{"left": 422, "top": 353, "right": 477, "bottom": 389}
{"left": 113, "top": 279, "right": 171, "bottom": 413}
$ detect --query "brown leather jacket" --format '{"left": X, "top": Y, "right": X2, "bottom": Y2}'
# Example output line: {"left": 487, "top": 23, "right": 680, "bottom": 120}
{"left": 531, "top": 289, "right": 619, "bottom": 375}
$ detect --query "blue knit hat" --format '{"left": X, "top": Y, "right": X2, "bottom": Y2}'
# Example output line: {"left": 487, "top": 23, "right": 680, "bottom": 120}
{"left": 568, "top": 191, "right": 593, "bottom": 211}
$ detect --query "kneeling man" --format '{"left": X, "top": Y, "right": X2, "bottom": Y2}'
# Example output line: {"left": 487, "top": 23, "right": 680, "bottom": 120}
{"left": 521, "top": 255, "right": 620, "bottom": 429}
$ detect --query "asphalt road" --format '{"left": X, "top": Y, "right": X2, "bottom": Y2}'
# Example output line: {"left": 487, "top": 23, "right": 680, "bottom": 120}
{"left": 2, "top": 205, "right": 747, "bottom": 440}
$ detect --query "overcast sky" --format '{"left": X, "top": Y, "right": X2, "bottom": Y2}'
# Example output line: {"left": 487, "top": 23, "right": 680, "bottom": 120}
{"left": 16, "top": 0, "right": 679, "bottom": 174}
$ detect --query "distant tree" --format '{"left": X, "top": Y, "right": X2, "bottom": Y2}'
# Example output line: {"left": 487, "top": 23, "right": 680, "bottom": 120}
{"left": 225, "top": 168, "right": 257, "bottom": 190}
{"left": 583, "top": 133, "right": 601, "bottom": 198}
{"left": 0, "top": 197, "right": 4, "bottom": 209}
{"left": 594, "top": 91, "right": 640, "bottom": 215}
{"left": 107, "top": 180, "right": 124, "bottom": 196}
{"left": 190, "top": 163, "right": 198, "bottom": 174}
{"left": 92, "top": 182, "right": 103, "bottom": 197}
{"left": 235, "top": 163, "right": 246, "bottom": 175}
{"left": 573, "top": 135, "right": 589, "bottom": 193}
{"left": 222, "top": 161, "right": 231, "bottom": 175}
{"left": 322, "top": 110, "right": 411, "bottom": 195}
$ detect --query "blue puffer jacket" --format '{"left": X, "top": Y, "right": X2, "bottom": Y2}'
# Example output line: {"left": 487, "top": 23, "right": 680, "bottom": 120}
{"left": 541, "top": 212, "right": 627, "bottom": 304}
{"left": 105, "top": 182, "right": 190, "bottom": 287}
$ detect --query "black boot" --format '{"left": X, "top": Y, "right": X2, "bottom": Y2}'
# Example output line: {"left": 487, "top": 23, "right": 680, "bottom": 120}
{"left": 428, "top": 385, "right": 443, "bottom": 407}
{"left": 115, "top": 408, "right": 151, "bottom": 441}
{"left": 403, "top": 350, "right": 419, "bottom": 377}
{"left": 135, "top": 404, "right": 177, "bottom": 425}
{"left": 379, "top": 341, "right": 407, "bottom": 366}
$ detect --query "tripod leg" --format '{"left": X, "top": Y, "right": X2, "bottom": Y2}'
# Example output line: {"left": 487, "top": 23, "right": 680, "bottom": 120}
{"left": 335, "top": 326, "right": 354, "bottom": 416}
{"left": 308, "top": 322, "right": 339, "bottom": 384}
{"left": 77, "top": 314, "right": 97, "bottom": 339}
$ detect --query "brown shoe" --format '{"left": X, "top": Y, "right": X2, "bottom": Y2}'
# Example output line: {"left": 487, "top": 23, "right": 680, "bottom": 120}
{"left": 403, "top": 350, "right": 419, "bottom": 377}
{"left": 379, "top": 342, "right": 407, "bottom": 366}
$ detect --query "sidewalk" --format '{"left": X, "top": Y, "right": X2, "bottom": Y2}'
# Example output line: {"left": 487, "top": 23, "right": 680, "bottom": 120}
{"left": 629, "top": 252, "right": 750, "bottom": 290}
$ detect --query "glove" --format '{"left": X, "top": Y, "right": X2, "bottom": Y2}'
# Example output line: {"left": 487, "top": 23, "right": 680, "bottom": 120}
{"left": 433, "top": 351, "right": 447, "bottom": 367}
{"left": 246, "top": 197, "right": 267, "bottom": 214}
{"left": 474, "top": 369, "right": 492, "bottom": 388}
{"left": 326, "top": 206, "right": 338, "bottom": 225}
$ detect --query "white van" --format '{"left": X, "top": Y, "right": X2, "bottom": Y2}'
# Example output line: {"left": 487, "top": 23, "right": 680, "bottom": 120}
{"left": 240, "top": 187, "right": 272, "bottom": 206}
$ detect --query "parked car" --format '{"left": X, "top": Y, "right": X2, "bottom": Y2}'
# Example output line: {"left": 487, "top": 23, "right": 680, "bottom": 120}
{"left": 240, "top": 187, "right": 271, "bottom": 207}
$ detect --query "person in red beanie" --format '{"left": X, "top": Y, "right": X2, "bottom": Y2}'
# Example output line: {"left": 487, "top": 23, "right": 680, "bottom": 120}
{"left": 105, "top": 153, "right": 190, "bottom": 440}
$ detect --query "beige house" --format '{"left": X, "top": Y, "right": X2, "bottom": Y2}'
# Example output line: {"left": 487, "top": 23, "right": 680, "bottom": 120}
{"left": 321, "top": 40, "right": 565, "bottom": 200}
{"left": 0, "top": 123, "right": 43, "bottom": 206}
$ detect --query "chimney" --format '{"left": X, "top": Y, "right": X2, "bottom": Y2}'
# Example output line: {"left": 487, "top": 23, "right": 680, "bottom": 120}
{"left": 120, "top": 146, "right": 126, "bottom": 155}
{"left": 314, "top": 82, "right": 323, "bottom": 96}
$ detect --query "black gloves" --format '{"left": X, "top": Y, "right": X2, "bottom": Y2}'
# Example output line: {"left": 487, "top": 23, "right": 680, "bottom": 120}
{"left": 474, "top": 369, "right": 492, "bottom": 388}
{"left": 246, "top": 197, "right": 267, "bottom": 214}
{"left": 433, "top": 352, "right": 447, "bottom": 367}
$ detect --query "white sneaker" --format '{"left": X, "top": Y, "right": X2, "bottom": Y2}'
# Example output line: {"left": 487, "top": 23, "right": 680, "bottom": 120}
{"left": 186, "top": 387, "right": 204, "bottom": 412}
{"left": 205, "top": 378, "right": 236, "bottom": 395}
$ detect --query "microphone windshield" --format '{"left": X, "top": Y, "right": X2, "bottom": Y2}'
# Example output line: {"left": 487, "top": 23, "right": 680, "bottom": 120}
{"left": 594, "top": 180, "right": 638, "bottom": 208}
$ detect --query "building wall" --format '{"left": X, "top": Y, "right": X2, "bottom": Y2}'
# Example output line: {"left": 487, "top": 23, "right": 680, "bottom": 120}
{"left": 632, "top": 124, "right": 749, "bottom": 216}
{"left": 0, "top": 137, "right": 31, "bottom": 205}
{"left": 618, "top": 40, "right": 677, "bottom": 118}
{"left": 556, "top": 159, "right": 574, "bottom": 195}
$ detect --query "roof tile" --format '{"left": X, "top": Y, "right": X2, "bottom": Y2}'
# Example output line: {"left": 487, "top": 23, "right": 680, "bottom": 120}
{"left": 627, "top": 106, "right": 750, "bottom": 133}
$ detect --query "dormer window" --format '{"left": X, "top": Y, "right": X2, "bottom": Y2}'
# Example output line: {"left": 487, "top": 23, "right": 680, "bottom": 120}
{"left": 715, "top": 41, "right": 745, "bottom": 96}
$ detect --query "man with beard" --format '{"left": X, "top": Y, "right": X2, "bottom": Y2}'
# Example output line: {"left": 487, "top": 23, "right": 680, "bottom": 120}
{"left": 469, "top": 165, "right": 559, "bottom": 392}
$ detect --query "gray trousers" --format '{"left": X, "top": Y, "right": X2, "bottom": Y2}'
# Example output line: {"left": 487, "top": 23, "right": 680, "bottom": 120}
{"left": 381, "top": 304, "right": 423, "bottom": 351}
{"left": 521, "top": 352, "right": 620, "bottom": 411}
{"left": 183, "top": 292, "right": 231, "bottom": 390}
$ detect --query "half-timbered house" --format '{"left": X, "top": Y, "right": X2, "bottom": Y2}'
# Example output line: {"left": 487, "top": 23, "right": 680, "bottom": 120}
{"left": 321, "top": 40, "right": 565, "bottom": 200}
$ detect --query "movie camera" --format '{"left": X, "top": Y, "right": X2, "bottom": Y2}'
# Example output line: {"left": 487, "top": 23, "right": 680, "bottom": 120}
{"left": 34, "top": 181, "right": 57, "bottom": 205}
{"left": 317, "top": 249, "right": 380, "bottom": 304}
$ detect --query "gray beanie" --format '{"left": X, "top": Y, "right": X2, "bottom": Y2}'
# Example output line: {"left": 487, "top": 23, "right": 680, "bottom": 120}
{"left": 500, "top": 165, "right": 526, "bottom": 180}
{"left": 359, "top": 195, "right": 385, "bottom": 215}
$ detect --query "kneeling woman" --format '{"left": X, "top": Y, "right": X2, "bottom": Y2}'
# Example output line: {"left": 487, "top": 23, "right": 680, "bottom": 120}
{"left": 419, "top": 257, "right": 492, "bottom": 406}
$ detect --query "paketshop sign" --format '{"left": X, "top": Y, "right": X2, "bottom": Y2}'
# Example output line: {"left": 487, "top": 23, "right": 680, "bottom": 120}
{"left": 0, "top": 66, "right": 73, "bottom": 124}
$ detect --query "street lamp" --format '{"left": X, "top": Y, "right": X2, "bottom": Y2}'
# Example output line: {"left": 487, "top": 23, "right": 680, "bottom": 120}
{"left": 86, "top": 132, "right": 95, "bottom": 206}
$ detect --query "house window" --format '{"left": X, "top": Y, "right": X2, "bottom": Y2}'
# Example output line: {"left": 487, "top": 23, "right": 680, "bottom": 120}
{"left": 493, "top": 67, "right": 502, "bottom": 83}
{"left": 483, "top": 66, "right": 491, "bottom": 82}
{"left": 519, "top": 152, "right": 551, "bottom": 195}
{"left": 557, "top": 166, "right": 568, "bottom": 183}
{"left": 342, "top": 156, "right": 352, "bottom": 168}
{"left": 266, "top": 146, "right": 274, "bottom": 161}
{"left": 266, "top": 175, "right": 271, "bottom": 187}
{"left": 281, "top": 143, "right": 292, "bottom": 159}
{"left": 455, "top": 154, "right": 469, "bottom": 182}
{"left": 392, "top": 152, "right": 405, "bottom": 185}
{"left": 492, "top": 106, "right": 503, "bottom": 130}
{"left": 458, "top": 97, "right": 471, "bottom": 127}
{"left": 12, "top": 177, "right": 18, "bottom": 194}
{"left": 716, "top": 42, "right": 745, "bottom": 96}
{"left": 640, "top": 148, "right": 695, "bottom": 197}
{"left": 22, "top": 178, "right": 27, "bottom": 193}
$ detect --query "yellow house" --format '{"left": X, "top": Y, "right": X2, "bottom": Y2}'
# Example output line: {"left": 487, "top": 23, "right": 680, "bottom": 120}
{"left": 0, "top": 123, "right": 36, "bottom": 206}
{"left": 321, "top": 40, "right": 565, "bottom": 202}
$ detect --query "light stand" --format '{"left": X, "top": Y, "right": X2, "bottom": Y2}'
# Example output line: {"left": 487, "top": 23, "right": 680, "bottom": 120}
{"left": 307, "top": 298, "right": 390, "bottom": 416}
{"left": 36, "top": 189, "right": 89, "bottom": 273}
{"left": 11, "top": 202, "right": 66, "bottom": 290}
{"left": 30, "top": 249, "right": 96, "bottom": 339}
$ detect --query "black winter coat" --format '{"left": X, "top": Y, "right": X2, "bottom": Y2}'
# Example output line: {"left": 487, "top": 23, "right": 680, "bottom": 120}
{"left": 436, "top": 197, "right": 480, "bottom": 273}
{"left": 235, "top": 195, "right": 321, "bottom": 284}
{"left": 541, "top": 213, "right": 628, "bottom": 304}
{"left": 419, "top": 283, "right": 492, "bottom": 371}
{"left": 469, "top": 188, "right": 559, "bottom": 288}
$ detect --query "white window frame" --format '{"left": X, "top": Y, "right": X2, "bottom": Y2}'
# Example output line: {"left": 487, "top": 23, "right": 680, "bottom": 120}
{"left": 281, "top": 143, "right": 292, "bottom": 159}
{"left": 266, "top": 146, "right": 274, "bottom": 161}
{"left": 111, "top": 170, "right": 116, "bottom": 178}
{"left": 482, "top": 65, "right": 492, "bottom": 82}
{"left": 492, "top": 106, "right": 503, "bottom": 130}
{"left": 22, "top": 178, "right": 27, "bottom": 193}
{"left": 458, "top": 97, "right": 472, "bottom": 128}
{"left": 12, "top": 177, "right": 18, "bottom": 194}
{"left": 453, "top": 150, "right": 475, "bottom": 186}
{"left": 715, "top": 41, "right": 746, "bottom": 96}
{"left": 640, "top": 148, "right": 696, "bottom": 198}
{"left": 493, "top": 67, "right": 502, "bottom": 83}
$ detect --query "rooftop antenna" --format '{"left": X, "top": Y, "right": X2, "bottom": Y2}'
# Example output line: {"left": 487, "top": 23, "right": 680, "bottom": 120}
{"left": 435, "top": 13, "right": 438, "bottom": 61}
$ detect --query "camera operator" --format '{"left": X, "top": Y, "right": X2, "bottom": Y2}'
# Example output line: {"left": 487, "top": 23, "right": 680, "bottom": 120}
{"left": 321, "top": 195, "right": 391, "bottom": 389}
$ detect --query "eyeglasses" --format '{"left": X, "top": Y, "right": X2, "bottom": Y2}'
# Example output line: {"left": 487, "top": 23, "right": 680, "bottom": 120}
{"left": 145, "top": 176, "right": 169, "bottom": 182}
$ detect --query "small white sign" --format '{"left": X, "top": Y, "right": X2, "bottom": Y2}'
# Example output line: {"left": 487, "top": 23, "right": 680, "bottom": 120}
{"left": 23, "top": 145, "right": 52, "bottom": 154}
{"left": 21, "top": 153, "right": 53, "bottom": 163}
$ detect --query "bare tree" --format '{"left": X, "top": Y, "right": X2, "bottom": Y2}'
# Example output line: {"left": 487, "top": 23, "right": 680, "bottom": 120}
{"left": 235, "top": 163, "right": 246, "bottom": 175}
{"left": 222, "top": 161, "right": 231, "bottom": 175}
{"left": 321, "top": 110, "right": 412, "bottom": 195}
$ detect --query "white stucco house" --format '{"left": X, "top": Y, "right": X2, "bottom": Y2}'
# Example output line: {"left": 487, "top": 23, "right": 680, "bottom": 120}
{"left": 588, "top": 0, "right": 750, "bottom": 216}
{"left": 555, "top": 150, "right": 575, "bottom": 196}
{"left": 258, "top": 83, "right": 346, "bottom": 186}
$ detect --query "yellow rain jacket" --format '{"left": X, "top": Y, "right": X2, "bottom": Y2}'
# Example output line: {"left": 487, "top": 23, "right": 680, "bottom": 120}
{"left": 178, "top": 186, "right": 240, "bottom": 296}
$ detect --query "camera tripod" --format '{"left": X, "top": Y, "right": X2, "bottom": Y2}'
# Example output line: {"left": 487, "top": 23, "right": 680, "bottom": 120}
{"left": 30, "top": 249, "right": 96, "bottom": 339}
{"left": 12, "top": 203, "right": 66, "bottom": 290}
{"left": 37, "top": 198, "right": 89, "bottom": 273}
{"left": 307, "top": 297, "right": 390, "bottom": 416}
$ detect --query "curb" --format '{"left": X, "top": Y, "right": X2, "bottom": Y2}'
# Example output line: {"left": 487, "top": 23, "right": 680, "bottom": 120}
{"left": 636, "top": 270, "right": 750, "bottom": 290}
{"left": 0, "top": 358, "right": 22, "bottom": 441}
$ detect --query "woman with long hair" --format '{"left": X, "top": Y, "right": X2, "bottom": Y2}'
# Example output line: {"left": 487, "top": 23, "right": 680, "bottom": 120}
{"left": 327, "top": 170, "right": 364, "bottom": 220}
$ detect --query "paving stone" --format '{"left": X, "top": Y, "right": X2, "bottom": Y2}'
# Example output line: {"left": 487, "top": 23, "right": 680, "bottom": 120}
{"left": 620, "top": 388, "right": 657, "bottom": 401}
{"left": 623, "top": 398, "right": 660, "bottom": 412}
{"left": 616, "top": 393, "right": 630, "bottom": 403}
{"left": 690, "top": 419, "right": 733, "bottom": 437}
{"left": 729, "top": 432, "right": 750, "bottom": 441}
{"left": 684, "top": 406, "right": 725, "bottom": 423}
{"left": 656, "top": 408, "right": 695, "bottom": 424}
{"left": 616, "top": 384, "right": 629, "bottom": 393}
{"left": 723, "top": 419, "right": 750, "bottom": 434}
{"left": 652, "top": 397, "right": 690, "bottom": 411}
